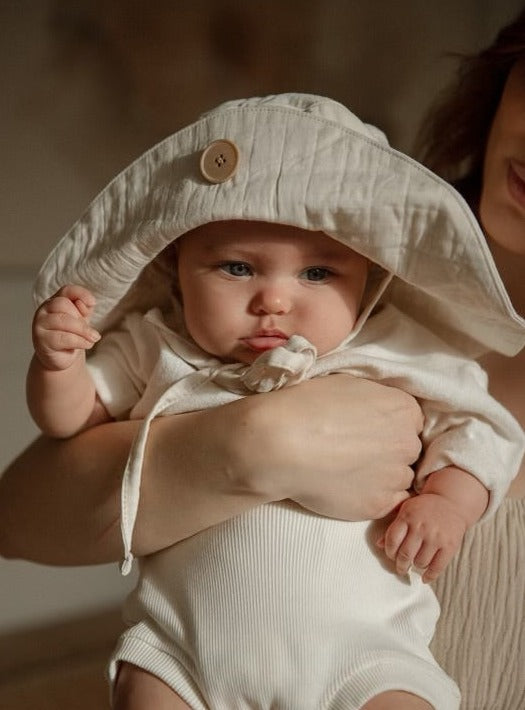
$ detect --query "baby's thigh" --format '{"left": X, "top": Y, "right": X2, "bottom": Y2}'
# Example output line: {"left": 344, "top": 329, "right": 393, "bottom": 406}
{"left": 113, "top": 662, "right": 193, "bottom": 710}
{"left": 361, "top": 690, "right": 433, "bottom": 710}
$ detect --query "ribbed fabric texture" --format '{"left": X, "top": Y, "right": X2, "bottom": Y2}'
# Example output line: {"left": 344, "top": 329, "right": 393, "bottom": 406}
{"left": 97, "top": 308, "right": 523, "bottom": 709}
{"left": 110, "top": 503, "right": 460, "bottom": 709}
{"left": 431, "top": 497, "right": 525, "bottom": 710}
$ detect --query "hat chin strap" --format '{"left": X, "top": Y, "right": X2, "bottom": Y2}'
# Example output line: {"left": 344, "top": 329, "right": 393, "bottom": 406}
{"left": 338, "top": 268, "right": 393, "bottom": 348}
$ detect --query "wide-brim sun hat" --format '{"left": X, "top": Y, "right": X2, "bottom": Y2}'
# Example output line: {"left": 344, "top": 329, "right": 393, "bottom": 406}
{"left": 33, "top": 93, "right": 525, "bottom": 356}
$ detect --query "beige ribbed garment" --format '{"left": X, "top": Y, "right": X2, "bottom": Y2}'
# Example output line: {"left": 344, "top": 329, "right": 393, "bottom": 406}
{"left": 90, "top": 308, "right": 523, "bottom": 708}
{"left": 431, "top": 497, "right": 525, "bottom": 710}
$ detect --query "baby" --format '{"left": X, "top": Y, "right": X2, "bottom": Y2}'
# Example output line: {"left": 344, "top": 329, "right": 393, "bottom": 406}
{"left": 28, "top": 94, "right": 525, "bottom": 710}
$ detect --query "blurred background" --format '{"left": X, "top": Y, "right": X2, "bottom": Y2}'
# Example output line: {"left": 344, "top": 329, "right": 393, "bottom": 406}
{"left": 1, "top": 0, "right": 524, "bottom": 706}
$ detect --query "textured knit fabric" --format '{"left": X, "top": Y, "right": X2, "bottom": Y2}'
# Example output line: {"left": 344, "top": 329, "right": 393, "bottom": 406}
{"left": 110, "top": 510, "right": 458, "bottom": 710}
{"left": 431, "top": 497, "right": 525, "bottom": 710}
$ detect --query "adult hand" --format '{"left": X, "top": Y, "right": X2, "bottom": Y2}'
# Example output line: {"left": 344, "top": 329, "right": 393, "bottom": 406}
{"left": 125, "top": 374, "right": 422, "bottom": 556}
{"left": 0, "top": 374, "right": 421, "bottom": 564}
{"left": 229, "top": 374, "right": 422, "bottom": 521}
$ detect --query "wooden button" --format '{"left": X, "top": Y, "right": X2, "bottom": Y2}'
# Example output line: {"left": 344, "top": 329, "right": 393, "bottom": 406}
{"left": 200, "top": 139, "right": 239, "bottom": 183}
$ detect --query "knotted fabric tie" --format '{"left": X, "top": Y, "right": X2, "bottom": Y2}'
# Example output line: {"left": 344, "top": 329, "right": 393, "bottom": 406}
{"left": 212, "top": 335, "right": 317, "bottom": 393}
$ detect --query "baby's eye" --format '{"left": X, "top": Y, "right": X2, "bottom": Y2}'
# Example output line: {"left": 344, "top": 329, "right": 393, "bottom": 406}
{"left": 220, "top": 262, "right": 252, "bottom": 277}
{"left": 301, "top": 267, "right": 332, "bottom": 282}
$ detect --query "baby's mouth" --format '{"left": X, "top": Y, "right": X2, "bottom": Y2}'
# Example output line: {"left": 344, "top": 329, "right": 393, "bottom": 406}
{"left": 242, "top": 331, "right": 288, "bottom": 352}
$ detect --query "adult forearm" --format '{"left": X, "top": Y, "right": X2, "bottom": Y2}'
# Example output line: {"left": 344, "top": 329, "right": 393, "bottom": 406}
{"left": 134, "top": 375, "right": 422, "bottom": 551}
{"left": 131, "top": 401, "right": 279, "bottom": 556}
{"left": 0, "top": 406, "right": 275, "bottom": 564}
{"left": 0, "top": 422, "right": 134, "bottom": 564}
{"left": 0, "top": 375, "right": 422, "bottom": 565}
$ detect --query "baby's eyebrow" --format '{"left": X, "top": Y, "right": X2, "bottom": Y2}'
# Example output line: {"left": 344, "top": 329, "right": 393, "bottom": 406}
{"left": 302, "top": 249, "right": 349, "bottom": 262}
{"left": 203, "top": 242, "right": 254, "bottom": 258}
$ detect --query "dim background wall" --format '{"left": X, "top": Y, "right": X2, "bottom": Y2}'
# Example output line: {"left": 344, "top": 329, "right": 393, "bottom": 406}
{"left": 1, "top": 0, "right": 523, "bottom": 634}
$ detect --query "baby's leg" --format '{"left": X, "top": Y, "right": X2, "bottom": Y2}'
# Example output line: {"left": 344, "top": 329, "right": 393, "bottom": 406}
{"left": 113, "top": 662, "right": 193, "bottom": 710}
{"left": 361, "top": 690, "right": 434, "bottom": 709}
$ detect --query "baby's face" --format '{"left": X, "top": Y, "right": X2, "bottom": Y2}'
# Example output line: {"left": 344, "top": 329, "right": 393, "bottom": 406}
{"left": 176, "top": 220, "right": 368, "bottom": 364}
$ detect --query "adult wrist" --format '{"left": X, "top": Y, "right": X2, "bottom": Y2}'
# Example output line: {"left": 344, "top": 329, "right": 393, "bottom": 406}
{"left": 223, "top": 394, "right": 286, "bottom": 503}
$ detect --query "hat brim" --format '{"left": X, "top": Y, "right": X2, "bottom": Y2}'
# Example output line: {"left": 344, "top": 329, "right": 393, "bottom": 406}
{"left": 33, "top": 96, "right": 525, "bottom": 356}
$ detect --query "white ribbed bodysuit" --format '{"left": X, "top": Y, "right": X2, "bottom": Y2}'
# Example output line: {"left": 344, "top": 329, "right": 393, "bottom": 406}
{"left": 88, "top": 304, "right": 524, "bottom": 710}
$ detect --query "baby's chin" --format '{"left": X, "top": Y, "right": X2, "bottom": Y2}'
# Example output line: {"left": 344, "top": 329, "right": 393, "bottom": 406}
{"left": 226, "top": 343, "right": 285, "bottom": 366}
{"left": 205, "top": 345, "right": 258, "bottom": 365}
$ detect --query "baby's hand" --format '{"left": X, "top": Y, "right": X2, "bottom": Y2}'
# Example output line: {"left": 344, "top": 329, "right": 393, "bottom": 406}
{"left": 376, "top": 493, "right": 468, "bottom": 583}
{"left": 32, "top": 285, "right": 100, "bottom": 371}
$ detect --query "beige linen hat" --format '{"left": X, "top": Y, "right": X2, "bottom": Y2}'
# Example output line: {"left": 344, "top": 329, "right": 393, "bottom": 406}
{"left": 33, "top": 93, "right": 525, "bottom": 356}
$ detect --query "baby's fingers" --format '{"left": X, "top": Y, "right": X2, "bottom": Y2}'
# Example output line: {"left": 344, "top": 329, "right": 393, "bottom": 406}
{"left": 52, "top": 285, "right": 96, "bottom": 319}
{"left": 42, "top": 327, "right": 100, "bottom": 354}
{"left": 378, "top": 519, "right": 422, "bottom": 577}
{"left": 421, "top": 548, "right": 453, "bottom": 584}
{"left": 35, "top": 311, "right": 100, "bottom": 351}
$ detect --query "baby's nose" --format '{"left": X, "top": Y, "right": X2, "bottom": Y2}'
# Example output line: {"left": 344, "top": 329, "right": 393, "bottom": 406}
{"left": 250, "top": 285, "right": 292, "bottom": 315}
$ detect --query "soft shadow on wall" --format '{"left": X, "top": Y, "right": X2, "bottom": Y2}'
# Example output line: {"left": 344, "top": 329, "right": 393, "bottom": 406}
{"left": 4, "top": 0, "right": 523, "bottom": 270}
{"left": 49, "top": 0, "right": 502, "bottom": 148}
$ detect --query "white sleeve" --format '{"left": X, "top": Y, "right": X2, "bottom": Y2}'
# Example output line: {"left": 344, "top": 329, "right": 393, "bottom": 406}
{"left": 416, "top": 358, "right": 524, "bottom": 517}
{"left": 87, "top": 313, "right": 159, "bottom": 419}
{"left": 323, "top": 307, "right": 525, "bottom": 518}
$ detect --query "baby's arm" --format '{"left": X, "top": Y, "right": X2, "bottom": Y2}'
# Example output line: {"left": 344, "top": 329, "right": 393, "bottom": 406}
{"left": 377, "top": 466, "right": 489, "bottom": 583}
{"left": 27, "top": 285, "right": 111, "bottom": 438}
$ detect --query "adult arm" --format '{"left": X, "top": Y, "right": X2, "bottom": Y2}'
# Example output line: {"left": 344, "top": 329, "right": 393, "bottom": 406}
{"left": 0, "top": 375, "right": 422, "bottom": 565}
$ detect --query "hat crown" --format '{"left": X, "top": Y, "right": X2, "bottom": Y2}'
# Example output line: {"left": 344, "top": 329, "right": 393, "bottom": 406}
{"left": 202, "top": 92, "right": 385, "bottom": 142}
{"left": 32, "top": 93, "right": 525, "bottom": 355}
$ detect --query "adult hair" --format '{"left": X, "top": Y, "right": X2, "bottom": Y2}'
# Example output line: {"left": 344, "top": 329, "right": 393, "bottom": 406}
{"left": 416, "top": 8, "right": 525, "bottom": 207}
